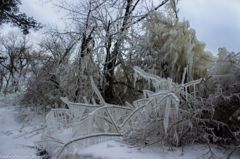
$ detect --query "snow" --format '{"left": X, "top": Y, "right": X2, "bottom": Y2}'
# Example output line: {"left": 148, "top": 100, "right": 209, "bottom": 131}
{"left": 72, "top": 140, "right": 233, "bottom": 159}
{"left": 0, "top": 94, "right": 239, "bottom": 159}
{"left": 0, "top": 94, "right": 45, "bottom": 159}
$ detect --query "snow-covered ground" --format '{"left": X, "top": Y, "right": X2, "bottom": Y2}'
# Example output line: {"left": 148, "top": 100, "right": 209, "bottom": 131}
{"left": 0, "top": 94, "right": 45, "bottom": 159}
{"left": 0, "top": 94, "right": 239, "bottom": 159}
{"left": 69, "top": 139, "right": 239, "bottom": 159}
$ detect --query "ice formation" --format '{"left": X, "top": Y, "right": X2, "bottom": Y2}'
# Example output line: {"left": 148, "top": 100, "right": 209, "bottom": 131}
{"left": 142, "top": 11, "right": 217, "bottom": 83}
{"left": 36, "top": 66, "right": 203, "bottom": 158}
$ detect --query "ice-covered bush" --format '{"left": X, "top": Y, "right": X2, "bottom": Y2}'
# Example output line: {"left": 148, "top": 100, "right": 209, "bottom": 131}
{"left": 122, "top": 49, "right": 240, "bottom": 158}
{"left": 205, "top": 48, "right": 240, "bottom": 148}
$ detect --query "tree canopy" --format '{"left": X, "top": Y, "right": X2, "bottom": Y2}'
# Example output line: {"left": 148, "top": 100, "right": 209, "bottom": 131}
{"left": 0, "top": 0, "right": 43, "bottom": 34}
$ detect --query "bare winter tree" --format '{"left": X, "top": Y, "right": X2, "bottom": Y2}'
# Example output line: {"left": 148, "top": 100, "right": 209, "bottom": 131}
{"left": 21, "top": 26, "right": 80, "bottom": 107}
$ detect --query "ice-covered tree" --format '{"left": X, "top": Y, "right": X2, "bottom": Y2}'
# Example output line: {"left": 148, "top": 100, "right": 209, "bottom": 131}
{"left": 132, "top": 8, "right": 217, "bottom": 84}
{"left": 39, "top": 0, "right": 173, "bottom": 104}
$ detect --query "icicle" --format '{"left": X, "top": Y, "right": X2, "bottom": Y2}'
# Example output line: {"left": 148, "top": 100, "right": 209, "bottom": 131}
{"left": 134, "top": 72, "right": 137, "bottom": 88}
{"left": 188, "top": 57, "right": 193, "bottom": 81}
{"left": 143, "top": 91, "right": 147, "bottom": 98}
{"left": 173, "top": 99, "right": 178, "bottom": 117}
{"left": 168, "top": 78, "right": 172, "bottom": 93}
{"left": 185, "top": 86, "right": 188, "bottom": 102}
{"left": 90, "top": 76, "right": 106, "bottom": 105}
{"left": 174, "top": 129, "right": 179, "bottom": 147}
{"left": 188, "top": 120, "right": 192, "bottom": 130}
{"left": 91, "top": 98, "right": 96, "bottom": 105}
{"left": 164, "top": 96, "right": 171, "bottom": 134}
{"left": 181, "top": 66, "right": 188, "bottom": 85}
{"left": 193, "top": 84, "right": 196, "bottom": 99}
{"left": 83, "top": 96, "right": 88, "bottom": 104}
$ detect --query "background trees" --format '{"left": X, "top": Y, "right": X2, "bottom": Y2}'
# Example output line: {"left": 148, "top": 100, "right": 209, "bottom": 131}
{"left": 0, "top": 32, "right": 35, "bottom": 93}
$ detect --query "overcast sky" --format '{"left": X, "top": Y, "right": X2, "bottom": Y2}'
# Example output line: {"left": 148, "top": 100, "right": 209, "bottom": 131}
{"left": 178, "top": 0, "right": 240, "bottom": 55}
{"left": 2, "top": 0, "right": 240, "bottom": 56}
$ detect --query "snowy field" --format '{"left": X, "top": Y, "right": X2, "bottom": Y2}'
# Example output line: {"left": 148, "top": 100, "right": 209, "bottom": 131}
{"left": 0, "top": 94, "right": 239, "bottom": 159}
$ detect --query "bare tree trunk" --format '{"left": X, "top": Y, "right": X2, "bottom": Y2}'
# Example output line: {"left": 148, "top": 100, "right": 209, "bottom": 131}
{"left": 103, "top": 0, "right": 133, "bottom": 103}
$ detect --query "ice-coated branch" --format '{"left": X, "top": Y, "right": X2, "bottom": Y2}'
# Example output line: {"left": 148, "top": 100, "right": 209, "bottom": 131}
{"left": 181, "top": 78, "right": 202, "bottom": 88}
{"left": 120, "top": 103, "right": 146, "bottom": 128}
{"left": 133, "top": 66, "right": 162, "bottom": 83}
{"left": 54, "top": 133, "right": 122, "bottom": 159}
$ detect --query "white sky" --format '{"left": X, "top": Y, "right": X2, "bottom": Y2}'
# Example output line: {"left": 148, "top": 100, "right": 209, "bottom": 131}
{"left": 1, "top": 0, "right": 240, "bottom": 55}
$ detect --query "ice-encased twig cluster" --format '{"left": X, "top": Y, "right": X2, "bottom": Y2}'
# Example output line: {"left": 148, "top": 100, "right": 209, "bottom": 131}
{"left": 122, "top": 66, "right": 202, "bottom": 147}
